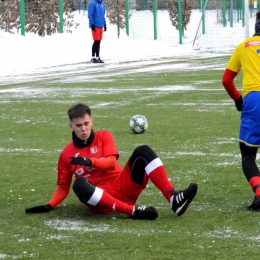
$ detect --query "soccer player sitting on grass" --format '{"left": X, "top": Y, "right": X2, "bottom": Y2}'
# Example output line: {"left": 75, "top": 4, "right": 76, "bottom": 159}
{"left": 25, "top": 103, "right": 198, "bottom": 219}
{"left": 222, "top": 11, "right": 260, "bottom": 210}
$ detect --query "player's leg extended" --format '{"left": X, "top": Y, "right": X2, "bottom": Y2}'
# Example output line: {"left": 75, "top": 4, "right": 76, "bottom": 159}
{"left": 73, "top": 177, "right": 157, "bottom": 220}
{"left": 240, "top": 143, "right": 260, "bottom": 209}
{"left": 129, "top": 145, "right": 198, "bottom": 216}
{"left": 73, "top": 177, "right": 134, "bottom": 215}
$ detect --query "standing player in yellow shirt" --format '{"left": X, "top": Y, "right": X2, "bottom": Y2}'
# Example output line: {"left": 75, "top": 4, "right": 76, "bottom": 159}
{"left": 222, "top": 11, "right": 260, "bottom": 210}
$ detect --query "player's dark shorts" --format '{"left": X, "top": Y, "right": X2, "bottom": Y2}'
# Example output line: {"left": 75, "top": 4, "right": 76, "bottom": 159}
{"left": 239, "top": 91, "right": 260, "bottom": 147}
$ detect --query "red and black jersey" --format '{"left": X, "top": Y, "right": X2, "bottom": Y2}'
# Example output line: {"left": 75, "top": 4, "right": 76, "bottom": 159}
{"left": 57, "top": 130, "right": 122, "bottom": 189}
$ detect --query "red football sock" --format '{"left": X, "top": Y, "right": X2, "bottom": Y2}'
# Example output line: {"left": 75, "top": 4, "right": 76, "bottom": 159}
{"left": 91, "top": 187, "right": 134, "bottom": 216}
{"left": 249, "top": 176, "right": 260, "bottom": 198}
{"left": 145, "top": 158, "right": 175, "bottom": 201}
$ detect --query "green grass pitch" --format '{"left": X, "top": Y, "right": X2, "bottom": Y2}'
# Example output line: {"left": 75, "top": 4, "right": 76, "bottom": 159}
{"left": 1, "top": 55, "right": 259, "bottom": 259}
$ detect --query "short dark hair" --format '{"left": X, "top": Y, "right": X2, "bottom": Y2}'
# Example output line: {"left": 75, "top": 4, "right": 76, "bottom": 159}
{"left": 256, "top": 11, "right": 260, "bottom": 23}
{"left": 67, "top": 103, "right": 92, "bottom": 121}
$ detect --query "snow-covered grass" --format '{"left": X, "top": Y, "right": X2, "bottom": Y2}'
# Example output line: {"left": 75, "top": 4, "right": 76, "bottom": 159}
{"left": 0, "top": 9, "right": 225, "bottom": 78}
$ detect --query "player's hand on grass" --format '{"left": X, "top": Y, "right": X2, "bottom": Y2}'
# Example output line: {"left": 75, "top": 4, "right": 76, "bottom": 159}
{"left": 234, "top": 95, "right": 243, "bottom": 111}
{"left": 70, "top": 156, "right": 92, "bottom": 166}
{"left": 25, "top": 204, "right": 52, "bottom": 213}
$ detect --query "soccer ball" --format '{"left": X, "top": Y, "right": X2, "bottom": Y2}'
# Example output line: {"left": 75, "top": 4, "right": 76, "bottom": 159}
{"left": 129, "top": 115, "right": 148, "bottom": 134}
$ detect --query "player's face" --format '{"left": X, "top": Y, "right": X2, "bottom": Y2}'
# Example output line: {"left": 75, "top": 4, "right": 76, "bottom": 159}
{"left": 69, "top": 114, "right": 94, "bottom": 141}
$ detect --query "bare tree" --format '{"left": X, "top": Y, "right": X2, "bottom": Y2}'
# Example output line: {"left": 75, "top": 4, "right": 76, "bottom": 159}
{"left": 0, "top": 0, "right": 20, "bottom": 33}
{"left": 105, "top": 0, "right": 137, "bottom": 38}
{"left": 167, "top": 0, "right": 194, "bottom": 36}
{"left": 0, "top": 0, "right": 79, "bottom": 36}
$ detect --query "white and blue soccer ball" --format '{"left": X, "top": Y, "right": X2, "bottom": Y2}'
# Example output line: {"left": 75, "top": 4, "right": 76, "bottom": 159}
{"left": 129, "top": 115, "right": 148, "bottom": 134}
